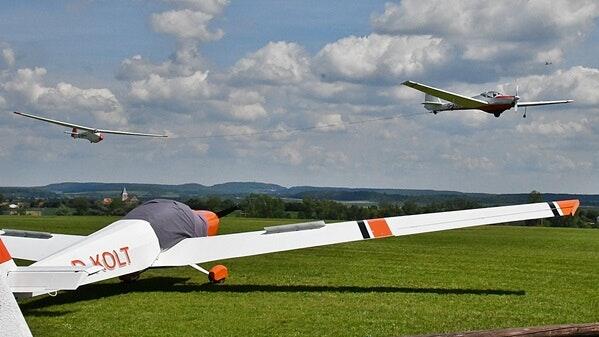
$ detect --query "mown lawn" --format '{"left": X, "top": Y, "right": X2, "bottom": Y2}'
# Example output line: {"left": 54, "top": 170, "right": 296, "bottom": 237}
{"left": 1, "top": 215, "right": 598, "bottom": 337}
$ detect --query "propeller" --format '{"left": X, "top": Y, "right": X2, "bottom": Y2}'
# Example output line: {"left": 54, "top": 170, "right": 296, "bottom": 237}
{"left": 215, "top": 204, "right": 240, "bottom": 218}
{"left": 514, "top": 84, "right": 520, "bottom": 112}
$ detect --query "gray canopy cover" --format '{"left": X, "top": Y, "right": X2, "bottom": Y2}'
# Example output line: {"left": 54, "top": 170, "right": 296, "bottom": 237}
{"left": 123, "top": 199, "right": 207, "bottom": 249}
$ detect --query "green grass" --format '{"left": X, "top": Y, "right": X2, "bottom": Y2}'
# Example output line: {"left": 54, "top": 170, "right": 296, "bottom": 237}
{"left": 1, "top": 215, "right": 598, "bottom": 337}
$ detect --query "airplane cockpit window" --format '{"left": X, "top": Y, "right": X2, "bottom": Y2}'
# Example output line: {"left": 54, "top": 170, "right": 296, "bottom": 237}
{"left": 481, "top": 92, "right": 487, "bottom": 97}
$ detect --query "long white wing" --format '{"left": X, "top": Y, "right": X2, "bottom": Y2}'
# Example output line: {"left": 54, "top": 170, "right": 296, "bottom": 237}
{"left": 0, "top": 229, "right": 84, "bottom": 261}
{"left": 402, "top": 81, "right": 488, "bottom": 108}
{"left": 14, "top": 111, "right": 95, "bottom": 131}
{"left": 96, "top": 129, "right": 167, "bottom": 137}
{"left": 518, "top": 100, "right": 573, "bottom": 107}
{"left": 14, "top": 111, "right": 168, "bottom": 138}
{"left": 153, "top": 200, "right": 579, "bottom": 267}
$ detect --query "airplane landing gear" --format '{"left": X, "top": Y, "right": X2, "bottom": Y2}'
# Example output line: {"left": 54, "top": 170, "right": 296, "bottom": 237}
{"left": 493, "top": 112, "right": 501, "bottom": 118}
{"left": 189, "top": 263, "right": 228, "bottom": 284}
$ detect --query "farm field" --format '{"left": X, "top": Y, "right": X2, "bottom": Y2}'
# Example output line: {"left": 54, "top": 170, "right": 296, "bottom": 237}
{"left": 1, "top": 215, "right": 598, "bottom": 337}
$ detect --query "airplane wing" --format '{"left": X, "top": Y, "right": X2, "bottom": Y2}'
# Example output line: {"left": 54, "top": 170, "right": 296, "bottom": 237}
{"left": 152, "top": 200, "right": 579, "bottom": 267}
{"left": 0, "top": 229, "right": 84, "bottom": 261}
{"left": 518, "top": 100, "right": 573, "bottom": 107}
{"left": 402, "top": 80, "right": 488, "bottom": 108}
{"left": 96, "top": 129, "right": 168, "bottom": 138}
{"left": 13, "top": 111, "right": 96, "bottom": 131}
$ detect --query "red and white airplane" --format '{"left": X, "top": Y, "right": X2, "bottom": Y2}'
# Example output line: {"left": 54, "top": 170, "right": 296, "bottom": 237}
{"left": 0, "top": 199, "right": 580, "bottom": 299}
{"left": 13, "top": 111, "right": 167, "bottom": 143}
{"left": 402, "top": 81, "right": 573, "bottom": 118}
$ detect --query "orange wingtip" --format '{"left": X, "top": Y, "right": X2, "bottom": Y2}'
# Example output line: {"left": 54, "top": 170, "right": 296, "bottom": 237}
{"left": 556, "top": 199, "right": 580, "bottom": 216}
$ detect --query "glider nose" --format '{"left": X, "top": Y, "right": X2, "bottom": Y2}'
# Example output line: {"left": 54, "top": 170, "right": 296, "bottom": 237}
{"left": 194, "top": 210, "right": 220, "bottom": 236}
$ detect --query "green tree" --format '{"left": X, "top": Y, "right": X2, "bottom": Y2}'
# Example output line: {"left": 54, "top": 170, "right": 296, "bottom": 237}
{"left": 526, "top": 190, "right": 544, "bottom": 226}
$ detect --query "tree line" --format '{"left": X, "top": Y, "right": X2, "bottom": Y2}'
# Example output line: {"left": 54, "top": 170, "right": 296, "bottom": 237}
{"left": 2, "top": 192, "right": 597, "bottom": 229}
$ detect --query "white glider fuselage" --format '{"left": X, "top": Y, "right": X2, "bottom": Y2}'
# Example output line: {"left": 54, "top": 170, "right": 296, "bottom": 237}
{"left": 31, "top": 220, "right": 161, "bottom": 288}
{"left": 66, "top": 128, "right": 104, "bottom": 143}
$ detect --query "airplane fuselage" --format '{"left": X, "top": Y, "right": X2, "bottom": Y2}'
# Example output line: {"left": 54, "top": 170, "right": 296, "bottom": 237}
{"left": 67, "top": 129, "right": 104, "bottom": 143}
{"left": 430, "top": 91, "right": 516, "bottom": 117}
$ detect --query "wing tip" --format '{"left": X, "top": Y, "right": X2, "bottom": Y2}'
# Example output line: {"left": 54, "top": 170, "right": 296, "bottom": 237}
{"left": 556, "top": 199, "right": 580, "bottom": 216}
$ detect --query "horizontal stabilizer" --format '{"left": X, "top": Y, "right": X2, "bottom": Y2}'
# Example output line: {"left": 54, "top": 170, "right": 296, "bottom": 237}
{"left": 8, "top": 265, "right": 103, "bottom": 296}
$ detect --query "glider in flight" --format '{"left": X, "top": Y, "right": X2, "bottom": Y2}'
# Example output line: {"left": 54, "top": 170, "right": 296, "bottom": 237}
{"left": 402, "top": 81, "right": 573, "bottom": 118}
{"left": 13, "top": 111, "right": 168, "bottom": 143}
{"left": 0, "top": 199, "right": 580, "bottom": 299}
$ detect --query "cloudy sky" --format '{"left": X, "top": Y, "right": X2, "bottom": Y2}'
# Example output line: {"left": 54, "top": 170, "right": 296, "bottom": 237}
{"left": 1, "top": 0, "right": 598, "bottom": 194}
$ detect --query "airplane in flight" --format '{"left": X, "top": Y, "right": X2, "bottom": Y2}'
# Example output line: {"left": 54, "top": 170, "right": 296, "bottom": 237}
{"left": 0, "top": 199, "right": 579, "bottom": 299}
{"left": 13, "top": 111, "right": 168, "bottom": 143}
{"left": 402, "top": 81, "right": 573, "bottom": 118}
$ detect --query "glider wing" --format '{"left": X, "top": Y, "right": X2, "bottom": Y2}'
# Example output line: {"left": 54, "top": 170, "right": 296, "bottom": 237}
{"left": 13, "top": 111, "right": 95, "bottom": 131}
{"left": 402, "top": 81, "right": 488, "bottom": 108}
{"left": 517, "top": 100, "right": 574, "bottom": 107}
{"left": 0, "top": 229, "right": 84, "bottom": 261}
{"left": 152, "top": 200, "right": 579, "bottom": 266}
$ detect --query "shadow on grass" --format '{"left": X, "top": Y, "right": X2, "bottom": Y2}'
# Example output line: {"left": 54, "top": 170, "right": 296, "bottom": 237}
{"left": 20, "top": 276, "right": 525, "bottom": 312}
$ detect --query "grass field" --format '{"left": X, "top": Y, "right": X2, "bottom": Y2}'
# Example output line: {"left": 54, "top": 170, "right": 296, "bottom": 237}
{"left": 1, "top": 215, "right": 598, "bottom": 337}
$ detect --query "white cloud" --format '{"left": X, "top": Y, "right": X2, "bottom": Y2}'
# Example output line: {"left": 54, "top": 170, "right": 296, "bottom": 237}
{"left": 1, "top": 67, "right": 125, "bottom": 125}
{"left": 313, "top": 34, "right": 448, "bottom": 83}
{"left": 117, "top": 47, "right": 207, "bottom": 81}
{"left": 2, "top": 47, "right": 15, "bottom": 67}
{"left": 441, "top": 152, "right": 495, "bottom": 170}
{"left": 230, "top": 42, "right": 311, "bottom": 85}
{"left": 515, "top": 66, "right": 599, "bottom": 106}
{"left": 226, "top": 89, "right": 267, "bottom": 120}
{"left": 161, "top": 0, "right": 229, "bottom": 14}
{"left": 152, "top": 8, "right": 224, "bottom": 42}
{"left": 371, "top": 0, "right": 599, "bottom": 63}
{"left": 129, "top": 70, "right": 213, "bottom": 104}
{"left": 516, "top": 118, "right": 591, "bottom": 136}
{"left": 315, "top": 113, "right": 345, "bottom": 131}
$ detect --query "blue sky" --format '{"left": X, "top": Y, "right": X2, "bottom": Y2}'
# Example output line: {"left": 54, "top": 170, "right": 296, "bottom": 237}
{"left": 0, "top": 0, "right": 598, "bottom": 194}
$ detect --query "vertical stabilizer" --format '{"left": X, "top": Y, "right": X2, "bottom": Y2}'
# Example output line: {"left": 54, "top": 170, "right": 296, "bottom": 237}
{"left": 424, "top": 93, "right": 442, "bottom": 104}
{"left": 423, "top": 93, "right": 444, "bottom": 111}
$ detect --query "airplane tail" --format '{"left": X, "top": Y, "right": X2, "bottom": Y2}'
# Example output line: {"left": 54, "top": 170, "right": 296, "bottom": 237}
{"left": 422, "top": 93, "right": 444, "bottom": 111}
{"left": 0, "top": 235, "right": 17, "bottom": 273}
{"left": 0, "top": 235, "right": 33, "bottom": 337}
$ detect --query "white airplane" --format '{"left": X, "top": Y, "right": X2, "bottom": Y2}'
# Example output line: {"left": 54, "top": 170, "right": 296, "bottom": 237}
{"left": 13, "top": 111, "right": 168, "bottom": 143}
{"left": 0, "top": 199, "right": 579, "bottom": 299}
{"left": 402, "top": 81, "right": 573, "bottom": 118}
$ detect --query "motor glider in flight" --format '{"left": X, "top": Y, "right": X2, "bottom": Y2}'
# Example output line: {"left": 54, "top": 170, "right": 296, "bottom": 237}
{"left": 13, "top": 111, "right": 168, "bottom": 143}
{"left": 402, "top": 81, "right": 573, "bottom": 118}
{"left": 0, "top": 199, "right": 580, "bottom": 299}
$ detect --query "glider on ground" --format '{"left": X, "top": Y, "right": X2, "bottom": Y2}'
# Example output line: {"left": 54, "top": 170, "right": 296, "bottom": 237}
{"left": 402, "top": 81, "right": 573, "bottom": 118}
{"left": 0, "top": 199, "right": 579, "bottom": 299}
{"left": 13, "top": 111, "right": 167, "bottom": 143}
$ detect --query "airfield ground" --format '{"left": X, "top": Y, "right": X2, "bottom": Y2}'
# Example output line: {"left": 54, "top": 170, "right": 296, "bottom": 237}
{"left": 1, "top": 216, "right": 597, "bottom": 337}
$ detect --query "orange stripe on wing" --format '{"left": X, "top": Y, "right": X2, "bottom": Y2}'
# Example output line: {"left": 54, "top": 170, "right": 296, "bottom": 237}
{"left": 367, "top": 218, "right": 392, "bottom": 238}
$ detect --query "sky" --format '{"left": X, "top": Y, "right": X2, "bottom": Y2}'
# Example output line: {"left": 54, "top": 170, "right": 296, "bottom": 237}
{"left": 0, "top": 0, "right": 598, "bottom": 194}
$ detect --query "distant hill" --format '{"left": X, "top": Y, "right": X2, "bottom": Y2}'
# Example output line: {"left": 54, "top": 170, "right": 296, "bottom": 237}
{"left": 1, "top": 181, "right": 598, "bottom": 207}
